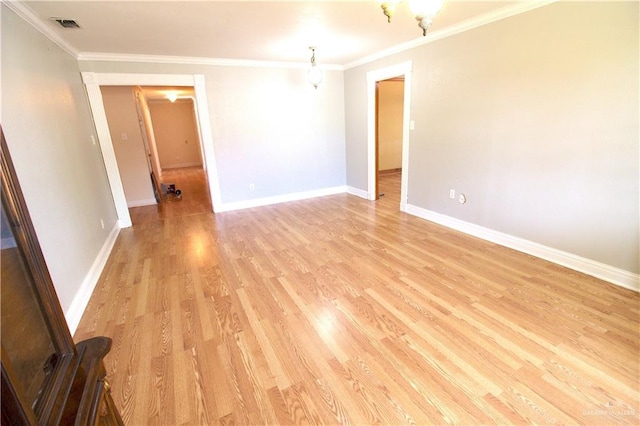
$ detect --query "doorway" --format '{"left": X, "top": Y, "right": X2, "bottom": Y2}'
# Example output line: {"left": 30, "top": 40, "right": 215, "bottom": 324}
{"left": 366, "top": 62, "right": 412, "bottom": 211}
{"left": 99, "top": 85, "right": 209, "bottom": 216}
{"left": 376, "top": 77, "right": 405, "bottom": 206}
{"left": 135, "top": 87, "right": 211, "bottom": 223}
{"left": 82, "top": 73, "right": 222, "bottom": 228}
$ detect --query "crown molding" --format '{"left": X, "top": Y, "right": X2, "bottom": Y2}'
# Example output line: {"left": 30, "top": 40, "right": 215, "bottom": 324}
{"left": 344, "top": 0, "right": 558, "bottom": 70}
{"left": 77, "top": 52, "right": 344, "bottom": 71}
{"left": 6, "top": 0, "right": 556, "bottom": 72}
{"left": 3, "top": 0, "right": 79, "bottom": 58}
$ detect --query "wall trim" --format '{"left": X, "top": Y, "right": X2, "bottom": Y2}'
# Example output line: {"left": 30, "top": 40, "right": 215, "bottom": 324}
{"left": 217, "top": 186, "right": 347, "bottom": 213}
{"left": 161, "top": 162, "right": 203, "bottom": 170}
{"left": 367, "top": 61, "right": 412, "bottom": 205}
{"left": 127, "top": 198, "right": 157, "bottom": 208}
{"left": 347, "top": 186, "right": 369, "bottom": 199}
{"left": 404, "top": 204, "right": 639, "bottom": 292}
{"left": 77, "top": 52, "right": 344, "bottom": 70}
{"left": 1, "top": 238, "right": 17, "bottom": 249}
{"left": 65, "top": 222, "right": 120, "bottom": 335}
{"left": 4, "top": 0, "right": 79, "bottom": 58}
{"left": 81, "top": 72, "right": 222, "bottom": 221}
{"left": 344, "top": 0, "right": 558, "bottom": 69}
{"left": 9, "top": 0, "right": 553, "bottom": 71}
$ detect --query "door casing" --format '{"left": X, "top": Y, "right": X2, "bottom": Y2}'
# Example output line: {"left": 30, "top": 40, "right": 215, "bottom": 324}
{"left": 366, "top": 61, "right": 412, "bottom": 210}
{"left": 82, "top": 73, "right": 221, "bottom": 227}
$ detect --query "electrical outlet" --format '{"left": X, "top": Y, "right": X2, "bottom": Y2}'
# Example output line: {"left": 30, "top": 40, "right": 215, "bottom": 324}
{"left": 100, "top": 219, "right": 105, "bottom": 229}
{"left": 449, "top": 189, "right": 455, "bottom": 199}
{"left": 249, "top": 183, "right": 255, "bottom": 191}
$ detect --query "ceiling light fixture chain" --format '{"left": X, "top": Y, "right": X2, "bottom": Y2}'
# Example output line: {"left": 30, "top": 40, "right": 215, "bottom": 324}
{"left": 307, "top": 46, "right": 323, "bottom": 90}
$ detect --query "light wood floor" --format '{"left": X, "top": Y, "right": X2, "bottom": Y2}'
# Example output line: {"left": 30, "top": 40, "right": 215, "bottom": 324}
{"left": 129, "top": 167, "right": 212, "bottom": 225}
{"left": 75, "top": 170, "right": 640, "bottom": 425}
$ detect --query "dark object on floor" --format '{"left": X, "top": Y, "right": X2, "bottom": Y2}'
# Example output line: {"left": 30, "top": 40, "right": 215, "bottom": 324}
{"left": 161, "top": 183, "right": 182, "bottom": 200}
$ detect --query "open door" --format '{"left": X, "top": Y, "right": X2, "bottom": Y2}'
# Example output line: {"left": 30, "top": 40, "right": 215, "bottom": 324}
{"left": 134, "top": 87, "right": 163, "bottom": 203}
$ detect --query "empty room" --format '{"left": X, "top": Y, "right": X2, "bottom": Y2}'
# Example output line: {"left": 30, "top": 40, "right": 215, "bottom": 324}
{"left": 1, "top": 0, "right": 638, "bottom": 424}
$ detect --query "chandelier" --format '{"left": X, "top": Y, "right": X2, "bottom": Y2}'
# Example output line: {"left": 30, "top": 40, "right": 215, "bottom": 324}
{"left": 378, "top": 0, "right": 445, "bottom": 36}
{"left": 307, "top": 47, "right": 323, "bottom": 89}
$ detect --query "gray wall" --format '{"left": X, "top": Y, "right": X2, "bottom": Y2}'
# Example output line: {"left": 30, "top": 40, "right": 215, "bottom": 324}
{"left": 345, "top": 2, "right": 639, "bottom": 274}
{"left": 3, "top": 0, "right": 637, "bottom": 320}
{"left": 1, "top": 6, "right": 118, "bottom": 311}
{"left": 78, "top": 61, "right": 347, "bottom": 205}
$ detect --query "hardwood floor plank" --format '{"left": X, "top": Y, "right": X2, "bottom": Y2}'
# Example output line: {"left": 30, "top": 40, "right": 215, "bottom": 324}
{"left": 236, "top": 287, "right": 292, "bottom": 390}
{"left": 146, "top": 354, "right": 175, "bottom": 425}
{"left": 73, "top": 169, "right": 640, "bottom": 424}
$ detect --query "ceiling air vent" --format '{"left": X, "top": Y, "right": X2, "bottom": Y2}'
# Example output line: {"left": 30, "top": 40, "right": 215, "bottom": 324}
{"left": 50, "top": 18, "right": 81, "bottom": 29}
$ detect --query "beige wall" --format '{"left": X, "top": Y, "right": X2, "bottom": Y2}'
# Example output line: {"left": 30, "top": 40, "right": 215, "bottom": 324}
{"left": 148, "top": 99, "right": 203, "bottom": 169}
{"left": 345, "top": 2, "right": 639, "bottom": 275}
{"left": 101, "top": 86, "right": 157, "bottom": 207}
{"left": 378, "top": 80, "right": 404, "bottom": 171}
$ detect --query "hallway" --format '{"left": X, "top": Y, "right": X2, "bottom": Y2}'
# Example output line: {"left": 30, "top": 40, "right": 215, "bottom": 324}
{"left": 129, "top": 167, "right": 212, "bottom": 224}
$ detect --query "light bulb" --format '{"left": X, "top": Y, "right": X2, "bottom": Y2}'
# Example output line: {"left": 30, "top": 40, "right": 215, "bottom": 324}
{"left": 308, "top": 65, "right": 323, "bottom": 89}
{"left": 378, "top": 0, "right": 403, "bottom": 23}
{"left": 408, "top": 0, "right": 445, "bottom": 35}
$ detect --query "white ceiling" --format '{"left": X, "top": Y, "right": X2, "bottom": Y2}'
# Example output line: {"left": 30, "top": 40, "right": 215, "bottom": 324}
{"left": 17, "top": 0, "right": 534, "bottom": 67}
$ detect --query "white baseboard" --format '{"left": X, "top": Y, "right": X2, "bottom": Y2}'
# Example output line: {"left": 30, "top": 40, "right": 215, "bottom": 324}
{"left": 118, "top": 217, "right": 132, "bottom": 228}
{"left": 217, "top": 186, "right": 347, "bottom": 213}
{"left": 127, "top": 198, "right": 157, "bottom": 208}
{"left": 65, "top": 223, "right": 121, "bottom": 335}
{"left": 404, "top": 204, "right": 639, "bottom": 292}
{"left": 1, "top": 237, "right": 17, "bottom": 249}
{"left": 347, "top": 186, "right": 369, "bottom": 199}
{"left": 161, "top": 162, "right": 202, "bottom": 169}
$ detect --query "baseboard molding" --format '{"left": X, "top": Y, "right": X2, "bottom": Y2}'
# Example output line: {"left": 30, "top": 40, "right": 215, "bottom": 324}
{"left": 127, "top": 198, "right": 157, "bottom": 208}
{"left": 118, "top": 217, "right": 132, "bottom": 228}
{"left": 379, "top": 168, "right": 402, "bottom": 175}
{"left": 1, "top": 237, "right": 17, "bottom": 249}
{"left": 404, "top": 204, "right": 639, "bottom": 292}
{"left": 217, "top": 186, "right": 347, "bottom": 213}
{"left": 161, "top": 162, "right": 202, "bottom": 170}
{"left": 347, "top": 186, "right": 369, "bottom": 199}
{"left": 65, "top": 223, "right": 121, "bottom": 335}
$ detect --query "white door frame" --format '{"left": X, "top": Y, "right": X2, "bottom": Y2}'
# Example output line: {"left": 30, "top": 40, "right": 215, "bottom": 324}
{"left": 366, "top": 61, "right": 412, "bottom": 211}
{"left": 82, "top": 72, "right": 222, "bottom": 227}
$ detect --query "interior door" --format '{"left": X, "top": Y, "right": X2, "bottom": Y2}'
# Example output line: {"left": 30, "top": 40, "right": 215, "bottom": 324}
{"left": 134, "top": 88, "right": 163, "bottom": 202}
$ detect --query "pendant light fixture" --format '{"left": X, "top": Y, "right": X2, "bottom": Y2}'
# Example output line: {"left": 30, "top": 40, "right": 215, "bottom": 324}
{"left": 408, "top": 0, "right": 445, "bottom": 36}
{"left": 377, "top": 0, "right": 402, "bottom": 23}
{"left": 307, "top": 47, "right": 323, "bottom": 89}
{"left": 378, "top": 0, "right": 445, "bottom": 36}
